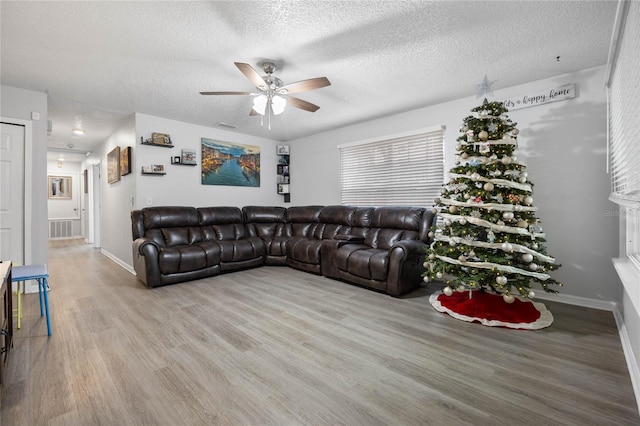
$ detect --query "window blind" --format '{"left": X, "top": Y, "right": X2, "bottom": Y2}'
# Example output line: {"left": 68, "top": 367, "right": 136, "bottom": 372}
{"left": 339, "top": 127, "right": 444, "bottom": 206}
{"left": 608, "top": 0, "right": 639, "bottom": 206}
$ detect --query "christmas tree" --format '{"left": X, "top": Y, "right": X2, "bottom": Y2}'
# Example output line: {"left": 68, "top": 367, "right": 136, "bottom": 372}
{"left": 423, "top": 99, "right": 561, "bottom": 303}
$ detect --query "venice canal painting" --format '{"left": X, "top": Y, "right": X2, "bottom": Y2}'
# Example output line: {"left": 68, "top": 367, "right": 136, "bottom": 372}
{"left": 201, "top": 138, "right": 260, "bottom": 187}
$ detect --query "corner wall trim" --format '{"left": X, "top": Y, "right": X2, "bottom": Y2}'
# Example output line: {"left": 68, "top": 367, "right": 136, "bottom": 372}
{"left": 100, "top": 249, "right": 136, "bottom": 275}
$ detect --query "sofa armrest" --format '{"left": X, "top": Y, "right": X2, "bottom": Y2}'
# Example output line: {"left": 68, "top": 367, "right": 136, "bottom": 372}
{"left": 387, "top": 240, "right": 427, "bottom": 296}
{"left": 132, "top": 237, "right": 163, "bottom": 287}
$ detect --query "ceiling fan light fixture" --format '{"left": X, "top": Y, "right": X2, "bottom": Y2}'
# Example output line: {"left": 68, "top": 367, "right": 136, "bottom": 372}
{"left": 72, "top": 127, "right": 85, "bottom": 135}
{"left": 252, "top": 94, "right": 267, "bottom": 115}
{"left": 271, "top": 95, "right": 287, "bottom": 115}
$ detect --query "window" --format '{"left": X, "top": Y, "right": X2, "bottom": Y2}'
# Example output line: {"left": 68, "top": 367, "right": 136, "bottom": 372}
{"left": 339, "top": 126, "right": 444, "bottom": 206}
{"left": 606, "top": 0, "right": 640, "bottom": 311}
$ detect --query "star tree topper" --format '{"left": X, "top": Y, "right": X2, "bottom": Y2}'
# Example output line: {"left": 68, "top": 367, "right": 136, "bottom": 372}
{"left": 475, "top": 74, "right": 497, "bottom": 98}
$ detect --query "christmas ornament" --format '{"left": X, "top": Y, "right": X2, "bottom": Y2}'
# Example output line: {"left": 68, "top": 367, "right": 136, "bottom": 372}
{"left": 478, "top": 130, "right": 489, "bottom": 141}
{"left": 517, "top": 220, "right": 528, "bottom": 228}
{"left": 483, "top": 182, "right": 494, "bottom": 191}
{"left": 524, "top": 196, "right": 533, "bottom": 205}
{"left": 501, "top": 242, "right": 513, "bottom": 252}
{"left": 496, "top": 275, "right": 508, "bottom": 285}
{"left": 502, "top": 212, "right": 514, "bottom": 221}
{"left": 529, "top": 263, "right": 538, "bottom": 271}
{"left": 501, "top": 156, "right": 512, "bottom": 165}
{"left": 503, "top": 294, "right": 515, "bottom": 304}
{"left": 528, "top": 291, "right": 535, "bottom": 298}
{"left": 443, "top": 286, "right": 453, "bottom": 296}
{"left": 522, "top": 253, "right": 534, "bottom": 263}
{"left": 449, "top": 205, "right": 458, "bottom": 214}
{"left": 456, "top": 285, "right": 466, "bottom": 293}
{"left": 436, "top": 272, "right": 443, "bottom": 279}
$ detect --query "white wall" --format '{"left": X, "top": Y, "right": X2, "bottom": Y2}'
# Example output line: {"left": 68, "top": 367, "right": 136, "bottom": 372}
{"left": 0, "top": 85, "right": 48, "bottom": 264}
{"left": 290, "top": 66, "right": 618, "bottom": 304}
{"left": 83, "top": 114, "right": 137, "bottom": 269}
{"left": 134, "top": 113, "right": 283, "bottom": 209}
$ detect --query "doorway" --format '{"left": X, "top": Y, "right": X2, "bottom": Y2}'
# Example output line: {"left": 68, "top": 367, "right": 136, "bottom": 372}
{"left": 0, "top": 122, "right": 26, "bottom": 264}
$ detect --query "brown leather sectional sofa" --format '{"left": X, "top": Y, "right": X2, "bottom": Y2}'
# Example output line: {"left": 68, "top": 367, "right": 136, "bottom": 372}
{"left": 131, "top": 205, "right": 436, "bottom": 296}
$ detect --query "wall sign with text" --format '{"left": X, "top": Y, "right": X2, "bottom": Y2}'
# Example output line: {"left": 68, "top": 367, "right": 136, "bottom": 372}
{"left": 501, "top": 84, "right": 576, "bottom": 111}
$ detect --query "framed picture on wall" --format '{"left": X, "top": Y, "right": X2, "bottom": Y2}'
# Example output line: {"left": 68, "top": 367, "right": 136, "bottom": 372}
{"left": 48, "top": 175, "right": 72, "bottom": 199}
{"left": 181, "top": 149, "right": 196, "bottom": 165}
{"left": 120, "top": 146, "right": 132, "bottom": 176}
{"left": 107, "top": 146, "right": 121, "bottom": 184}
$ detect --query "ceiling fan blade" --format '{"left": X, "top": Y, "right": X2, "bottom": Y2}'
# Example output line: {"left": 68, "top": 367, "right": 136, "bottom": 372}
{"left": 199, "top": 91, "right": 253, "bottom": 95}
{"left": 235, "top": 62, "right": 267, "bottom": 91}
{"left": 249, "top": 108, "right": 260, "bottom": 116}
{"left": 279, "top": 77, "right": 331, "bottom": 95}
{"left": 288, "top": 96, "right": 320, "bottom": 113}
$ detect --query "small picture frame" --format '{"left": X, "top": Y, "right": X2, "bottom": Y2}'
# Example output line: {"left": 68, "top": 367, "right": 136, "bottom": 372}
{"left": 107, "top": 146, "right": 121, "bottom": 184}
{"left": 48, "top": 175, "right": 72, "bottom": 198}
{"left": 277, "top": 183, "right": 290, "bottom": 194}
{"left": 171, "top": 156, "right": 181, "bottom": 164}
{"left": 152, "top": 164, "right": 165, "bottom": 173}
{"left": 120, "top": 146, "right": 132, "bottom": 176}
{"left": 181, "top": 149, "right": 196, "bottom": 165}
{"left": 277, "top": 164, "right": 289, "bottom": 175}
{"left": 277, "top": 145, "right": 290, "bottom": 155}
{"left": 152, "top": 133, "right": 172, "bottom": 145}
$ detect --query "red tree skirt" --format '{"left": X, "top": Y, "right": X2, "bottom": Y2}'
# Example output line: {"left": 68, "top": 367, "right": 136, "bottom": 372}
{"left": 429, "top": 290, "right": 554, "bottom": 330}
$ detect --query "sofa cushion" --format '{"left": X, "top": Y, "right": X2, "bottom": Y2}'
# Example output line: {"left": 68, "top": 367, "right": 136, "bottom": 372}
{"left": 159, "top": 245, "right": 209, "bottom": 274}
{"left": 144, "top": 206, "right": 199, "bottom": 229}
{"left": 334, "top": 245, "right": 389, "bottom": 281}
{"left": 365, "top": 207, "right": 425, "bottom": 249}
{"left": 287, "top": 237, "right": 323, "bottom": 265}
{"left": 216, "top": 237, "right": 265, "bottom": 262}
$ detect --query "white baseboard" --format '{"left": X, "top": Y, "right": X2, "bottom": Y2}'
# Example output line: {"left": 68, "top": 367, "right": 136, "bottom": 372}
{"left": 535, "top": 291, "right": 617, "bottom": 311}
{"left": 536, "top": 292, "right": 639, "bottom": 413}
{"left": 100, "top": 249, "right": 136, "bottom": 275}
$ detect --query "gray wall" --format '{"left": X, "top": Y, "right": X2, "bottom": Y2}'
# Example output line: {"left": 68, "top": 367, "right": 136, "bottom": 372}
{"left": 0, "top": 84, "right": 48, "bottom": 265}
{"left": 289, "top": 66, "right": 619, "bottom": 305}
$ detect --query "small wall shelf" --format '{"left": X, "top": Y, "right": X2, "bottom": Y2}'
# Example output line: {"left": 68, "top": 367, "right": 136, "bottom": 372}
{"left": 141, "top": 171, "right": 166, "bottom": 176}
{"left": 142, "top": 141, "right": 174, "bottom": 148}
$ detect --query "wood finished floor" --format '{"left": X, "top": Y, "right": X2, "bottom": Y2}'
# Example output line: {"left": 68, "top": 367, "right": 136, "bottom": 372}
{"left": 1, "top": 239, "right": 638, "bottom": 425}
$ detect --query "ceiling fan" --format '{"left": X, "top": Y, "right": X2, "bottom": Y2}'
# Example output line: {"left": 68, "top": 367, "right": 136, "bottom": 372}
{"left": 200, "top": 61, "right": 331, "bottom": 124}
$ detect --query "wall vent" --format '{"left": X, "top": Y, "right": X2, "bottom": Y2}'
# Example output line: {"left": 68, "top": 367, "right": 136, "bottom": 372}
{"left": 216, "top": 122, "right": 238, "bottom": 129}
{"left": 49, "top": 220, "right": 73, "bottom": 239}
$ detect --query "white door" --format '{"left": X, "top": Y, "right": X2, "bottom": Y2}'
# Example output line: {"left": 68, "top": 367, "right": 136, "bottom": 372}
{"left": 0, "top": 122, "right": 25, "bottom": 263}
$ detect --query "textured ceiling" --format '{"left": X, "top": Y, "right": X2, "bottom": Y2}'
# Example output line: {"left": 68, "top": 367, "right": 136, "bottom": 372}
{"left": 0, "top": 1, "right": 617, "bottom": 162}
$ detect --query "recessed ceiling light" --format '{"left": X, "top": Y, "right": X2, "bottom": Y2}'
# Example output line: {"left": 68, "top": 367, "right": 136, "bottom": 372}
{"left": 72, "top": 128, "right": 86, "bottom": 135}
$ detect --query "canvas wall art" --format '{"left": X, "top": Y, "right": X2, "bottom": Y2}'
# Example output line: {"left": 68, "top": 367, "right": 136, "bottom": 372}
{"left": 201, "top": 138, "right": 260, "bottom": 187}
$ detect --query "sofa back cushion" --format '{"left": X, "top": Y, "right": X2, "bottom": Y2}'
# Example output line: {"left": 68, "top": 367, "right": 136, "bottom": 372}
{"left": 139, "top": 206, "right": 199, "bottom": 247}
{"left": 365, "top": 207, "right": 426, "bottom": 249}
{"left": 318, "top": 205, "right": 374, "bottom": 239}
{"left": 198, "top": 207, "right": 247, "bottom": 241}
{"left": 243, "top": 206, "right": 287, "bottom": 239}
{"left": 285, "top": 206, "right": 323, "bottom": 238}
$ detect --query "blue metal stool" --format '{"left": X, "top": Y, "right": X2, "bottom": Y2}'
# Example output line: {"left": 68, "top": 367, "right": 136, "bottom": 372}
{"left": 11, "top": 264, "right": 52, "bottom": 336}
